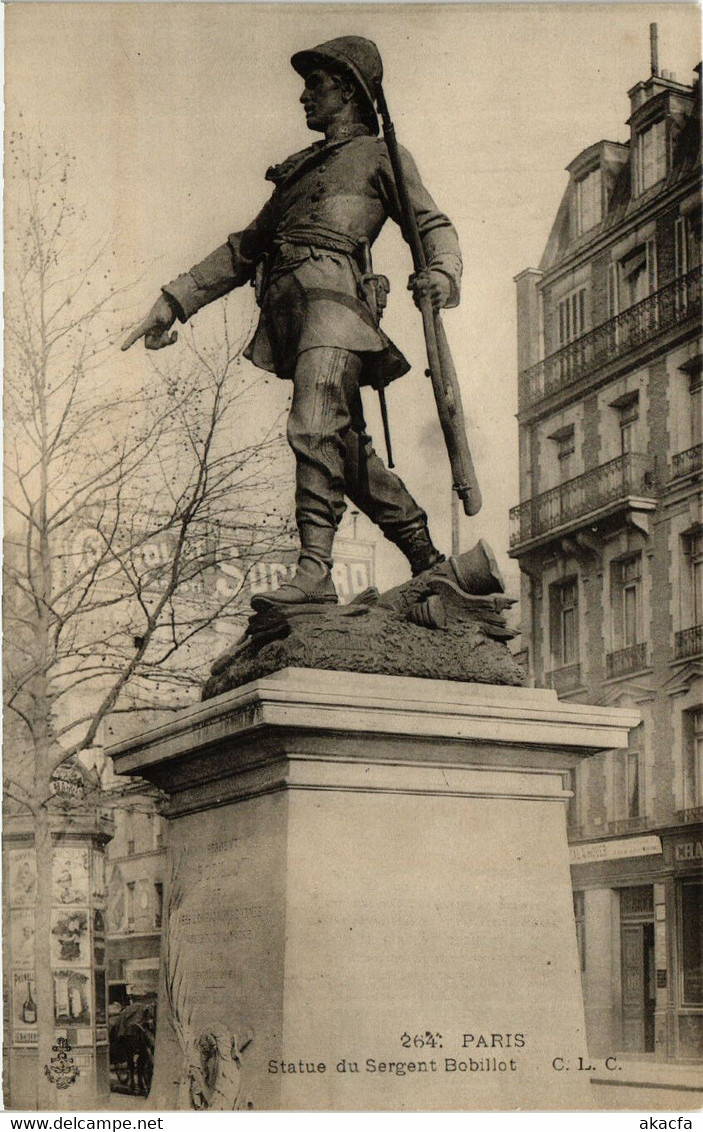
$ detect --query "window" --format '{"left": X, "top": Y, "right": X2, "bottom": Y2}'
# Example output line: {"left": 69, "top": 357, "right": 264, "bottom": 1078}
{"left": 691, "top": 374, "right": 702, "bottom": 450}
{"left": 126, "top": 882, "right": 135, "bottom": 929}
{"left": 154, "top": 882, "right": 163, "bottom": 930}
{"left": 679, "top": 878, "right": 703, "bottom": 1006}
{"left": 681, "top": 529, "right": 703, "bottom": 632}
{"left": 125, "top": 810, "right": 135, "bottom": 856}
{"left": 612, "top": 555, "right": 642, "bottom": 649}
{"left": 636, "top": 119, "right": 667, "bottom": 194}
{"left": 152, "top": 815, "right": 165, "bottom": 852}
{"left": 695, "top": 711, "right": 703, "bottom": 807}
{"left": 558, "top": 288, "right": 587, "bottom": 346}
{"left": 674, "top": 216, "right": 701, "bottom": 316}
{"left": 675, "top": 214, "right": 702, "bottom": 276}
{"left": 576, "top": 167, "right": 602, "bottom": 234}
{"left": 549, "top": 577, "right": 579, "bottom": 667}
{"left": 625, "top": 724, "right": 644, "bottom": 819}
{"left": 618, "top": 242, "right": 657, "bottom": 310}
{"left": 615, "top": 394, "right": 640, "bottom": 456}
{"left": 573, "top": 890, "right": 586, "bottom": 972}
{"left": 549, "top": 425, "right": 576, "bottom": 482}
{"left": 683, "top": 709, "right": 703, "bottom": 809}
{"left": 692, "top": 534, "right": 703, "bottom": 628}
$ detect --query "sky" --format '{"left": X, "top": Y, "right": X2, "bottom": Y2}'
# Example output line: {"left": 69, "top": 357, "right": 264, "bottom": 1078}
{"left": 5, "top": 2, "right": 701, "bottom": 593}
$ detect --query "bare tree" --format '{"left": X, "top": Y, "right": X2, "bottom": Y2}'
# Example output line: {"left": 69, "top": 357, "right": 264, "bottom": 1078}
{"left": 4, "top": 128, "right": 292, "bottom": 1105}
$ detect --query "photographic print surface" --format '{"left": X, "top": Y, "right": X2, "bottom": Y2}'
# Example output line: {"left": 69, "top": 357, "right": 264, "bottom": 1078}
{"left": 3, "top": 0, "right": 701, "bottom": 1114}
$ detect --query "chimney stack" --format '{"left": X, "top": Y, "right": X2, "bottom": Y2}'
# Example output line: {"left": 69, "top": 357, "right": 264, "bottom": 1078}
{"left": 650, "top": 22, "right": 660, "bottom": 77}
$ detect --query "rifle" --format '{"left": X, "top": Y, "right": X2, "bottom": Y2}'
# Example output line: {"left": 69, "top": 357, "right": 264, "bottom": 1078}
{"left": 376, "top": 84, "right": 482, "bottom": 517}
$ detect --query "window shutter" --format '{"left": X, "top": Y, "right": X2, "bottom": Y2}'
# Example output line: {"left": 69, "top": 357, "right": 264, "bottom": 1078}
{"left": 646, "top": 239, "right": 657, "bottom": 295}
{"left": 675, "top": 217, "right": 687, "bottom": 278}
{"left": 607, "top": 263, "right": 619, "bottom": 318}
{"left": 549, "top": 584, "right": 561, "bottom": 664}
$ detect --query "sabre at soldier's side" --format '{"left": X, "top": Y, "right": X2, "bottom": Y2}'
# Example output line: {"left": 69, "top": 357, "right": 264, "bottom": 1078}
{"left": 122, "top": 35, "right": 482, "bottom": 609}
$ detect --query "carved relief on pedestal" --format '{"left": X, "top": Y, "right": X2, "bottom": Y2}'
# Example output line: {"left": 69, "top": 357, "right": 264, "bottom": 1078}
{"left": 163, "top": 855, "right": 252, "bottom": 1111}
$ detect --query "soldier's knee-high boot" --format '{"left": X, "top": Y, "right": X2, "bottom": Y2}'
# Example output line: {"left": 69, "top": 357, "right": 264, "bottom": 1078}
{"left": 250, "top": 522, "right": 337, "bottom": 610}
{"left": 343, "top": 390, "right": 445, "bottom": 576}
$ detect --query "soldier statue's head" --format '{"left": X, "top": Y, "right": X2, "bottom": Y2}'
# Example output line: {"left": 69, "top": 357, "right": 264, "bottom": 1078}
{"left": 291, "top": 36, "right": 382, "bottom": 136}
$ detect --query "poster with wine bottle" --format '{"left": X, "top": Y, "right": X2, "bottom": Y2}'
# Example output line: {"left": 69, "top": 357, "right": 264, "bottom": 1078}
{"left": 12, "top": 970, "right": 38, "bottom": 1046}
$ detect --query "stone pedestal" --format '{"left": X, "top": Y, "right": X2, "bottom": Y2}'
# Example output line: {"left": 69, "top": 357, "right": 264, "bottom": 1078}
{"left": 108, "top": 668, "right": 639, "bottom": 1112}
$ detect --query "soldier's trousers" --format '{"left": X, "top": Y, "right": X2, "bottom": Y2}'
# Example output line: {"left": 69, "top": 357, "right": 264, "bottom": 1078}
{"left": 286, "top": 346, "right": 425, "bottom": 534}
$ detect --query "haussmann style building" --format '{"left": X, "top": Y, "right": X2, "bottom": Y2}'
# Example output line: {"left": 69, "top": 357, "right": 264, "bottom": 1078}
{"left": 510, "top": 52, "right": 702, "bottom": 1066}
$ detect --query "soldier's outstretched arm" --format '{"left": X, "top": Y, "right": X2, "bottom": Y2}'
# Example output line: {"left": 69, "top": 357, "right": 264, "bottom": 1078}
{"left": 121, "top": 197, "right": 275, "bottom": 351}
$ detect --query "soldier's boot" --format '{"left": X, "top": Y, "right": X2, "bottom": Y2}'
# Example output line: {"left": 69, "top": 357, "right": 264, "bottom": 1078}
{"left": 385, "top": 518, "right": 445, "bottom": 577}
{"left": 250, "top": 524, "right": 337, "bottom": 611}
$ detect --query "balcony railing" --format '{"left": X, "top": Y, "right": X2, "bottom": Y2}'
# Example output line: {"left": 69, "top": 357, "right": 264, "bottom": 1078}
{"left": 546, "top": 663, "right": 582, "bottom": 692}
{"left": 606, "top": 642, "right": 649, "bottom": 678}
{"left": 675, "top": 623, "right": 703, "bottom": 660}
{"left": 606, "top": 815, "right": 652, "bottom": 835}
{"left": 674, "top": 805, "right": 703, "bottom": 824}
{"left": 519, "top": 266, "right": 702, "bottom": 411}
{"left": 510, "top": 453, "right": 654, "bottom": 548}
{"left": 670, "top": 443, "right": 703, "bottom": 480}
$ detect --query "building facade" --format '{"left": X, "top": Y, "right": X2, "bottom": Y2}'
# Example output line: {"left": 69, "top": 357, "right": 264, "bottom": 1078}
{"left": 511, "top": 60, "right": 701, "bottom": 1062}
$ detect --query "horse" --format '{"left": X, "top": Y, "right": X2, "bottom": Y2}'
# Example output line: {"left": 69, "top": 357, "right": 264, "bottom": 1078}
{"left": 109, "top": 1003, "right": 155, "bottom": 1095}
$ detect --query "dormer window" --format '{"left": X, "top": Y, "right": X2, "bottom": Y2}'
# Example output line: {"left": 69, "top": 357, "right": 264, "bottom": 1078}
{"left": 636, "top": 118, "right": 667, "bottom": 194}
{"left": 576, "top": 166, "right": 602, "bottom": 234}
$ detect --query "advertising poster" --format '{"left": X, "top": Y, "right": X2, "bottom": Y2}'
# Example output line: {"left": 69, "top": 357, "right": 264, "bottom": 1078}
{"left": 52, "top": 846, "right": 90, "bottom": 906}
{"left": 53, "top": 969, "right": 91, "bottom": 1028}
{"left": 10, "top": 908, "right": 36, "bottom": 968}
{"left": 50, "top": 909, "right": 91, "bottom": 967}
{"left": 12, "top": 970, "right": 38, "bottom": 1047}
{"left": 8, "top": 849, "right": 37, "bottom": 908}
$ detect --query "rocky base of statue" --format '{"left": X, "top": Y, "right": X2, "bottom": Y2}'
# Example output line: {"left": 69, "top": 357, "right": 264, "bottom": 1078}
{"left": 203, "top": 540, "right": 525, "bottom": 700}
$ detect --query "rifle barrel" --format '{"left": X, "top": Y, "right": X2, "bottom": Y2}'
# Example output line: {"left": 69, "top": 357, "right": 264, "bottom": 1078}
{"left": 377, "top": 83, "right": 482, "bottom": 517}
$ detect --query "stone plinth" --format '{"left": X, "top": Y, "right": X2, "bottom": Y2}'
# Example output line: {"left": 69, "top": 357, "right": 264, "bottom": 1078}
{"left": 108, "top": 668, "right": 639, "bottom": 1112}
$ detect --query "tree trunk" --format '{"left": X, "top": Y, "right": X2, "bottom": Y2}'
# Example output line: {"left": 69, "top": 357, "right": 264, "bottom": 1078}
{"left": 33, "top": 801, "right": 55, "bottom": 1110}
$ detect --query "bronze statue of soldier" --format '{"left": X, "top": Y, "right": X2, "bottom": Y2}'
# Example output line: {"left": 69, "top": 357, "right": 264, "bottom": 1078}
{"left": 123, "top": 36, "right": 463, "bottom": 611}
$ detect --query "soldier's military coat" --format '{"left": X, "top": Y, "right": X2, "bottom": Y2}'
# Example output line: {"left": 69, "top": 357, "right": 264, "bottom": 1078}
{"left": 164, "top": 124, "right": 462, "bottom": 387}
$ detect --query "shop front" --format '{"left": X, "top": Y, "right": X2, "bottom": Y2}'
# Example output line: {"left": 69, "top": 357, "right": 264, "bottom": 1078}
{"left": 662, "top": 829, "right": 703, "bottom": 1060}
{"left": 570, "top": 828, "right": 702, "bottom": 1063}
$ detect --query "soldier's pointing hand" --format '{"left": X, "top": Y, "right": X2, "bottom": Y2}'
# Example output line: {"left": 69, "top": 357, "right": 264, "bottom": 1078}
{"left": 121, "top": 295, "right": 179, "bottom": 351}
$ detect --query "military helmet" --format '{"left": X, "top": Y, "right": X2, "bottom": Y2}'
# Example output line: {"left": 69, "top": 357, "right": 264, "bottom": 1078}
{"left": 291, "top": 35, "right": 382, "bottom": 135}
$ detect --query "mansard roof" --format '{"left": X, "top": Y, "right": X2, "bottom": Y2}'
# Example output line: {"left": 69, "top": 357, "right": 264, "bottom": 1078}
{"left": 538, "top": 71, "right": 701, "bottom": 274}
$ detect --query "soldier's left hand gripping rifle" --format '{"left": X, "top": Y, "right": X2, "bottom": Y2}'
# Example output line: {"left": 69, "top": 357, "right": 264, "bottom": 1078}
{"left": 376, "top": 82, "right": 482, "bottom": 517}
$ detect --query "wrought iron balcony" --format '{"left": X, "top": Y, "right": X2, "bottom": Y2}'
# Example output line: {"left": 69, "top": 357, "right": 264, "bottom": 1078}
{"left": 606, "top": 815, "right": 652, "bottom": 835}
{"left": 674, "top": 805, "right": 703, "bottom": 824}
{"left": 675, "top": 623, "right": 703, "bottom": 660}
{"left": 510, "top": 453, "right": 655, "bottom": 550}
{"left": 546, "top": 663, "right": 582, "bottom": 692}
{"left": 670, "top": 443, "right": 703, "bottom": 481}
{"left": 606, "top": 642, "right": 649, "bottom": 678}
{"left": 519, "top": 266, "right": 702, "bottom": 411}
